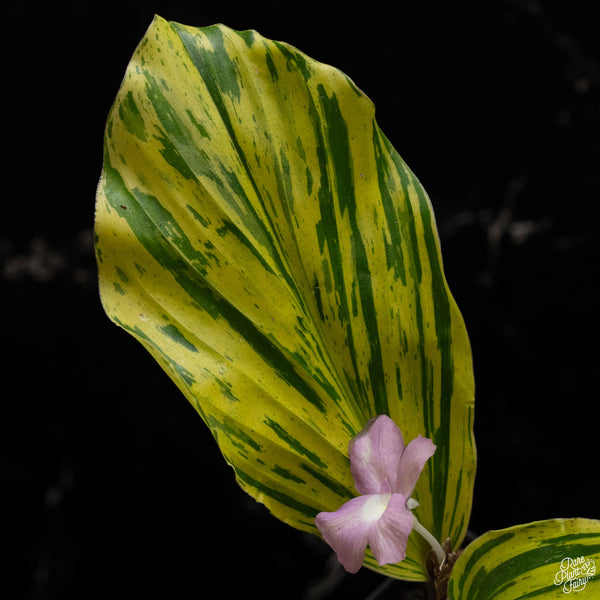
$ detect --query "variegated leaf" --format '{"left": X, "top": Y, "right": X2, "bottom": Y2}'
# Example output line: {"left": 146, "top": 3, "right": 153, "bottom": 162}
{"left": 95, "top": 15, "right": 475, "bottom": 580}
{"left": 447, "top": 518, "right": 600, "bottom": 599}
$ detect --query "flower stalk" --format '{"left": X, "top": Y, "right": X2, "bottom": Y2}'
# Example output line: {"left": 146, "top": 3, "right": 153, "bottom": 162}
{"left": 411, "top": 513, "right": 446, "bottom": 568}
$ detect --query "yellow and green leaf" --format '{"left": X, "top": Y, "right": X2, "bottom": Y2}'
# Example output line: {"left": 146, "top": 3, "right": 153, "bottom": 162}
{"left": 448, "top": 518, "right": 600, "bottom": 599}
{"left": 95, "top": 15, "right": 475, "bottom": 580}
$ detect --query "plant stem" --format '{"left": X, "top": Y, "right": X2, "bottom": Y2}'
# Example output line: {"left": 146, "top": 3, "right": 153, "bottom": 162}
{"left": 412, "top": 514, "right": 446, "bottom": 568}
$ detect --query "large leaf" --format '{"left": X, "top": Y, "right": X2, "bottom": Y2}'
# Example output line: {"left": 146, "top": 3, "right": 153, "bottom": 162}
{"left": 447, "top": 518, "right": 600, "bottom": 599}
{"left": 95, "top": 16, "right": 475, "bottom": 580}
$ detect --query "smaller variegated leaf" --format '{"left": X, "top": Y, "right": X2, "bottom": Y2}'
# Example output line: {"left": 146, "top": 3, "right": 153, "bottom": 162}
{"left": 447, "top": 518, "right": 600, "bottom": 599}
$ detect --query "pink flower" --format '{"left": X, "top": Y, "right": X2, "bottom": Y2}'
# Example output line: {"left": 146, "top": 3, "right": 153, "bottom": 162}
{"left": 315, "top": 415, "right": 436, "bottom": 573}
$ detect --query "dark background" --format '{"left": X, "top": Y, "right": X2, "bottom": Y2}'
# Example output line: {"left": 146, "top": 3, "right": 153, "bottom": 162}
{"left": 3, "top": 1, "right": 598, "bottom": 598}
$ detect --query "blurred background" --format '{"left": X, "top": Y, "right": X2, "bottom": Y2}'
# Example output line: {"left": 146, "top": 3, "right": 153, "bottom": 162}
{"left": 3, "top": 1, "right": 598, "bottom": 598}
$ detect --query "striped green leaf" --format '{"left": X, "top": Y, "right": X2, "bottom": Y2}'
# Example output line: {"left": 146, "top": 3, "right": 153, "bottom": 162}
{"left": 95, "top": 16, "right": 475, "bottom": 580}
{"left": 448, "top": 518, "right": 600, "bottom": 599}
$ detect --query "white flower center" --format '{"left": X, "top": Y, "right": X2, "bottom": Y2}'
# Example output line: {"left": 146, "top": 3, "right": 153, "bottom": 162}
{"left": 361, "top": 493, "right": 391, "bottom": 523}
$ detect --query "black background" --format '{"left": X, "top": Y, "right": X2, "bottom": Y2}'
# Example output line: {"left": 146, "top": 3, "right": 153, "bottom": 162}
{"left": 3, "top": 1, "right": 598, "bottom": 598}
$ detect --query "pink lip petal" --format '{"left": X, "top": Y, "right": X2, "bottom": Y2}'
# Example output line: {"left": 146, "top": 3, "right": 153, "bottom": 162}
{"left": 368, "top": 493, "right": 414, "bottom": 566}
{"left": 315, "top": 494, "right": 386, "bottom": 573}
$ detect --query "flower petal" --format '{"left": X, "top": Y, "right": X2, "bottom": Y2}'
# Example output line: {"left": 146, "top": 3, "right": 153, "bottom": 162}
{"left": 395, "top": 435, "right": 437, "bottom": 497}
{"left": 369, "top": 493, "right": 414, "bottom": 565}
{"left": 349, "top": 415, "right": 405, "bottom": 495}
{"left": 315, "top": 494, "right": 390, "bottom": 573}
